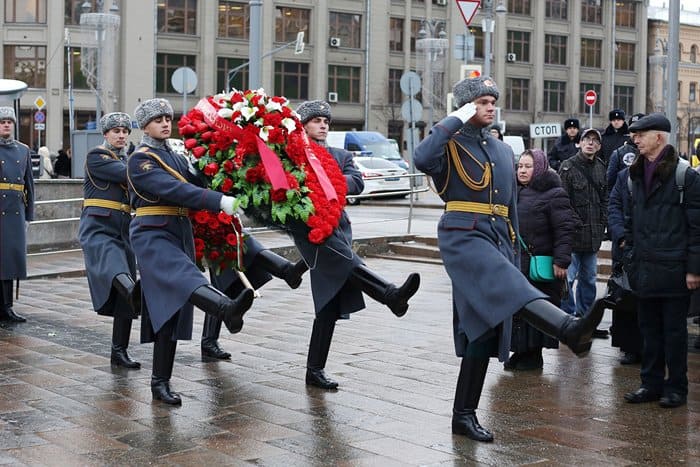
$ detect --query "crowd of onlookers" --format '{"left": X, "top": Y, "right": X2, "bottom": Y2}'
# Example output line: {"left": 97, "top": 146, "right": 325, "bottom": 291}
{"left": 31, "top": 146, "right": 72, "bottom": 179}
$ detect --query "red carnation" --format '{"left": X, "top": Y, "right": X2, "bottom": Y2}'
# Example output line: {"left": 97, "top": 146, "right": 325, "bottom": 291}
{"left": 193, "top": 210, "right": 209, "bottom": 224}
{"left": 204, "top": 162, "right": 219, "bottom": 176}
{"left": 192, "top": 146, "right": 207, "bottom": 159}
{"left": 221, "top": 177, "right": 234, "bottom": 193}
{"left": 184, "top": 138, "right": 198, "bottom": 149}
{"left": 200, "top": 131, "right": 213, "bottom": 142}
{"left": 180, "top": 124, "right": 196, "bottom": 136}
{"left": 226, "top": 233, "right": 239, "bottom": 246}
{"left": 195, "top": 122, "right": 209, "bottom": 133}
{"left": 207, "top": 217, "right": 220, "bottom": 230}
{"left": 208, "top": 250, "right": 220, "bottom": 261}
{"left": 222, "top": 160, "right": 234, "bottom": 173}
{"left": 217, "top": 211, "right": 232, "bottom": 224}
{"left": 231, "top": 93, "right": 244, "bottom": 104}
{"left": 270, "top": 188, "right": 287, "bottom": 203}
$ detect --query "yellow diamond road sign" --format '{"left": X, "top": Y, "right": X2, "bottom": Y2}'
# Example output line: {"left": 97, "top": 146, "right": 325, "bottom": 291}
{"left": 34, "top": 96, "right": 45, "bottom": 110}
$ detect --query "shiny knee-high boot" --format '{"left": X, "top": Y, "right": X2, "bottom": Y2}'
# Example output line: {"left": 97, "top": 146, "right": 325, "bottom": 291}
{"left": 201, "top": 314, "right": 231, "bottom": 359}
{"left": 189, "top": 285, "right": 254, "bottom": 333}
{"left": 520, "top": 298, "right": 605, "bottom": 357}
{"left": 254, "top": 250, "right": 308, "bottom": 289}
{"left": 112, "top": 273, "right": 141, "bottom": 317}
{"left": 452, "top": 357, "right": 493, "bottom": 442}
{"left": 111, "top": 317, "right": 140, "bottom": 369}
{"left": 306, "top": 317, "right": 338, "bottom": 389}
{"left": 0, "top": 279, "right": 25, "bottom": 322}
{"left": 151, "top": 322, "right": 181, "bottom": 405}
{"left": 348, "top": 265, "right": 420, "bottom": 317}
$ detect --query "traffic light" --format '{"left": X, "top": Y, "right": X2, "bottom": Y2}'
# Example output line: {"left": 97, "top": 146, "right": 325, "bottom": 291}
{"left": 460, "top": 64, "right": 482, "bottom": 80}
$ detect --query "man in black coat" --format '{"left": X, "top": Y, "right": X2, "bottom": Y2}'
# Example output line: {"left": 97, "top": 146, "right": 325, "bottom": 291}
{"left": 601, "top": 109, "right": 628, "bottom": 166}
{"left": 548, "top": 118, "right": 580, "bottom": 171}
{"left": 623, "top": 113, "right": 700, "bottom": 409}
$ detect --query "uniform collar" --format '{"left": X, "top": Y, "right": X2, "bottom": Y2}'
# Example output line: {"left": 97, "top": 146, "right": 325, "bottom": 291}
{"left": 0, "top": 136, "right": 14, "bottom": 146}
{"left": 141, "top": 135, "right": 167, "bottom": 150}
{"left": 102, "top": 140, "right": 125, "bottom": 155}
{"left": 458, "top": 122, "right": 487, "bottom": 139}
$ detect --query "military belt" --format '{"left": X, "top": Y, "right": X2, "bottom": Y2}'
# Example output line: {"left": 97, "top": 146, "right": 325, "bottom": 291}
{"left": 135, "top": 206, "right": 189, "bottom": 217}
{"left": 445, "top": 201, "right": 515, "bottom": 243}
{"left": 0, "top": 183, "right": 25, "bottom": 192}
{"left": 83, "top": 198, "right": 132, "bottom": 213}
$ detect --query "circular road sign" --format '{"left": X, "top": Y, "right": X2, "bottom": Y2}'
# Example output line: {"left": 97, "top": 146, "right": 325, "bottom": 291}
{"left": 400, "top": 71, "right": 421, "bottom": 97}
{"left": 401, "top": 98, "right": 423, "bottom": 122}
{"left": 34, "top": 110, "right": 45, "bottom": 123}
{"left": 584, "top": 90, "right": 597, "bottom": 107}
{"left": 171, "top": 67, "right": 198, "bottom": 94}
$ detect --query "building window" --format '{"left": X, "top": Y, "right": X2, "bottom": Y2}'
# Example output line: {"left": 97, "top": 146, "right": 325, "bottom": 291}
{"left": 615, "top": 42, "right": 635, "bottom": 71}
{"left": 579, "top": 83, "right": 601, "bottom": 114}
{"left": 156, "top": 53, "right": 196, "bottom": 93}
{"left": 410, "top": 19, "right": 423, "bottom": 53}
{"left": 157, "top": 0, "right": 197, "bottom": 35}
{"left": 614, "top": 85, "right": 634, "bottom": 114}
{"left": 691, "top": 83, "right": 697, "bottom": 103}
{"left": 218, "top": 1, "right": 249, "bottom": 39}
{"left": 545, "top": 0, "right": 567, "bottom": 19}
{"left": 217, "top": 57, "right": 248, "bottom": 93}
{"left": 506, "top": 78, "right": 529, "bottom": 111}
{"left": 544, "top": 35, "right": 567, "bottom": 65}
{"left": 328, "top": 65, "right": 361, "bottom": 103}
{"left": 468, "top": 26, "right": 484, "bottom": 59}
{"left": 274, "top": 61, "right": 309, "bottom": 100}
{"left": 275, "top": 7, "right": 309, "bottom": 43}
{"left": 508, "top": 0, "right": 531, "bottom": 15}
{"left": 615, "top": 1, "right": 636, "bottom": 28}
{"left": 691, "top": 45, "right": 698, "bottom": 63}
{"left": 5, "top": 0, "right": 46, "bottom": 23}
{"left": 64, "top": 48, "right": 89, "bottom": 90}
{"left": 329, "top": 12, "right": 361, "bottom": 49}
{"left": 581, "top": 0, "right": 601, "bottom": 24}
{"left": 388, "top": 68, "right": 402, "bottom": 105}
{"left": 4, "top": 45, "right": 46, "bottom": 88}
{"left": 65, "top": 0, "right": 95, "bottom": 25}
{"left": 580, "top": 38, "right": 602, "bottom": 68}
{"left": 507, "top": 30, "right": 530, "bottom": 62}
{"left": 389, "top": 18, "right": 404, "bottom": 52}
{"left": 544, "top": 81, "right": 566, "bottom": 113}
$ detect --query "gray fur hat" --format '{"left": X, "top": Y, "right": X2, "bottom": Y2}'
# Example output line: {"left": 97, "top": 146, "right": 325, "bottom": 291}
{"left": 296, "top": 100, "right": 332, "bottom": 124}
{"left": 0, "top": 107, "right": 17, "bottom": 123}
{"left": 453, "top": 76, "right": 500, "bottom": 107}
{"left": 134, "top": 98, "right": 173, "bottom": 129}
{"left": 100, "top": 112, "right": 132, "bottom": 134}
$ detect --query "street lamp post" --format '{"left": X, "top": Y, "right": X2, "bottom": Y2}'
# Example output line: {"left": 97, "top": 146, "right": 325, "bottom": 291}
{"left": 416, "top": 21, "right": 448, "bottom": 129}
{"left": 480, "top": 0, "right": 507, "bottom": 78}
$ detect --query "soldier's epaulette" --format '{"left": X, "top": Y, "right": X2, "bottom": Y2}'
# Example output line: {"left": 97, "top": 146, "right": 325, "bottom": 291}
{"left": 16, "top": 141, "right": 29, "bottom": 150}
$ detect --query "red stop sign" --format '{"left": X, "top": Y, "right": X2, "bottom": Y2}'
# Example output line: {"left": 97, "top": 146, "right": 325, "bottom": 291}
{"left": 584, "top": 90, "right": 597, "bottom": 106}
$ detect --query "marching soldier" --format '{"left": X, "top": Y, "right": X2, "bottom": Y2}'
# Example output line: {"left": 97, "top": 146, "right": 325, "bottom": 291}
{"left": 414, "top": 76, "right": 604, "bottom": 442}
{"left": 291, "top": 100, "right": 421, "bottom": 390}
{"left": 127, "top": 98, "right": 253, "bottom": 405}
{"left": 0, "top": 107, "right": 34, "bottom": 323}
{"left": 78, "top": 112, "right": 141, "bottom": 369}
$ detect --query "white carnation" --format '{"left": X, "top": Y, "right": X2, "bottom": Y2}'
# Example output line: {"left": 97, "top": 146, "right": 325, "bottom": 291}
{"left": 217, "top": 108, "right": 234, "bottom": 119}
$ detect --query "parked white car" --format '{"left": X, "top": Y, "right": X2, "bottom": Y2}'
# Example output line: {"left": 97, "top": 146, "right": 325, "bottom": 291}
{"left": 348, "top": 156, "right": 411, "bottom": 205}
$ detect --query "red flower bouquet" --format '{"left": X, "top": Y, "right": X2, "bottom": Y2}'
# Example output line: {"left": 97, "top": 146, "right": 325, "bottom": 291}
{"left": 178, "top": 89, "right": 347, "bottom": 245}
{"left": 190, "top": 210, "right": 247, "bottom": 273}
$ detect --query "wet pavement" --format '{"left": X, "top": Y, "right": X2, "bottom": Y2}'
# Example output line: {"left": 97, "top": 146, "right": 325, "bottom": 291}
{"left": 1, "top": 194, "right": 698, "bottom": 466}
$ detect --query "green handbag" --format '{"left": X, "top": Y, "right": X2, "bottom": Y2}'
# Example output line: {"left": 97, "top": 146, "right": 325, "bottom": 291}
{"left": 518, "top": 235, "right": 556, "bottom": 282}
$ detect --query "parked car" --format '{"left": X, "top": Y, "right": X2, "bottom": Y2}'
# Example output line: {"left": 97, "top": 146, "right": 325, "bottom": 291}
{"left": 327, "top": 131, "right": 409, "bottom": 170}
{"left": 347, "top": 156, "right": 410, "bottom": 205}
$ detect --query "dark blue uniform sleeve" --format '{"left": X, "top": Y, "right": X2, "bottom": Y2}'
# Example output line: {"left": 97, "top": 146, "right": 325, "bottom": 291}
{"left": 606, "top": 149, "right": 621, "bottom": 192}
{"left": 337, "top": 150, "right": 364, "bottom": 195}
{"left": 414, "top": 116, "right": 463, "bottom": 176}
{"left": 86, "top": 150, "right": 126, "bottom": 184}
{"left": 608, "top": 169, "right": 628, "bottom": 246}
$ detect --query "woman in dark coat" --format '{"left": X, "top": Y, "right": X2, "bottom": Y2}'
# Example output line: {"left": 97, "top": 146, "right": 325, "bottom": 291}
{"left": 507, "top": 149, "right": 579, "bottom": 370}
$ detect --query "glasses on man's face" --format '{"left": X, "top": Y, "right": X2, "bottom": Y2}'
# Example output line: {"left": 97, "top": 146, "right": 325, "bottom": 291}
{"left": 581, "top": 137, "right": 600, "bottom": 145}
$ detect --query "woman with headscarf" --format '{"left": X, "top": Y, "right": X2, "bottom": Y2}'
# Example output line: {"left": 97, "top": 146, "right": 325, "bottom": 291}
{"left": 507, "top": 149, "right": 579, "bottom": 370}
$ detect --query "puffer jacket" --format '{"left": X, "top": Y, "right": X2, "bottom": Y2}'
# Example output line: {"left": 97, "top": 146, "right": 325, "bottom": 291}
{"left": 548, "top": 134, "right": 579, "bottom": 171}
{"left": 623, "top": 145, "right": 700, "bottom": 297}
{"left": 559, "top": 151, "right": 608, "bottom": 253}
{"left": 517, "top": 169, "right": 579, "bottom": 273}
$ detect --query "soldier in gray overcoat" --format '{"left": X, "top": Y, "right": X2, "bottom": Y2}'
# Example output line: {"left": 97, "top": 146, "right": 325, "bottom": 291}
{"left": 290, "top": 100, "right": 421, "bottom": 390}
{"left": 0, "top": 107, "right": 34, "bottom": 323}
{"left": 414, "top": 76, "right": 605, "bottom": 442}
{"left": 78, "top": 112, "right": 141, "bottom": 369}
{"left": 202, "top": 236, "right": 307, "bottom": 359}
{"left": 127, "top": 98, "right": 254, "bottom": 405}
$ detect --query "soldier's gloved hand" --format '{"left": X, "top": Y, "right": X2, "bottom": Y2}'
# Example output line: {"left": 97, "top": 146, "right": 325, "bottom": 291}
{"left": 219, "top": 195, "right": 239, "bottom": 215}
{"left": 449, "top": 102, "right": 477, "bottom": 124}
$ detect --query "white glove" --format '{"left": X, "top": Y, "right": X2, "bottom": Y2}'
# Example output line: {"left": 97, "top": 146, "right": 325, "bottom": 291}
{"left": 449, "top": 102, "right": 477, "bottom": 124}
{"left": 219, "top": 195, "right": 238, "bottom": 215}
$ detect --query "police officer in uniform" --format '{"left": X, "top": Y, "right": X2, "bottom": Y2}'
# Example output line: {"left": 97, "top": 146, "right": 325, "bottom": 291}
{"left": 414, "top": 76, "right": 604, "bottom": 442}
{"left": 290, "top": 100, "right": 421, "bottom": 390}
{"left": 127, "top": 98, "right": 253, "bottom": 405}
{"left": 78, "top": 112, "right": 141, "bottom": 368}
{"left": 203, "top": 241, "right": 307, "bottom": 359}
{"left": 0, "top": 107, "right": 34, "bottom": 323}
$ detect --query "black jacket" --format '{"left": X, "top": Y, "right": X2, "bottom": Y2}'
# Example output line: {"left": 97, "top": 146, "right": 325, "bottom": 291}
{"left": 601, "top": 123, "right": 628, "bottom": 166}
{"left": 548, "top": 133, "right": 579, "bottom": 171}
{"left": 606, "top": 140, "right": 637, "bottom": 192}
{"left": 624, "top": 145, "right": 700, "bottom": 297}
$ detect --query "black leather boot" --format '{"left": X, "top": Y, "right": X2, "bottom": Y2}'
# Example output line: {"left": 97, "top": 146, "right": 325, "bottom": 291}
{"left": 0, "top": 280, "right": 24, "bottom": 323}
{"left": 151, "top": 328, "right": 181, "bottom": 405}
{"left": 349, "top": 265, "right": 420, "bottom": 317}
{"left": 254, "top": 250, "right": 308, "bottom": 289}
{"left": 201, "top": 314, "right": 231, "bottom": 359}
{"left": 111, "top": 317, "right": 140, "bottom": 369}
{"left": 520, "top": 298, "right": 605, "bottom": 357}
{"left": 112, "top": 273, "right": 141, "bottom": 318}
{"left": 189, "top": 285, "right": 254, "bottom": 334}
{"left": 306, "top": 317, "right": 338, "bottom": 389}
{"left": 452, "top": 357, "right": 493, "bottom": 442}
